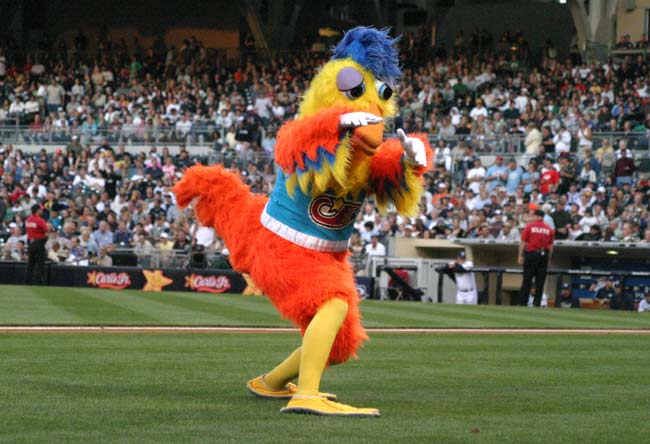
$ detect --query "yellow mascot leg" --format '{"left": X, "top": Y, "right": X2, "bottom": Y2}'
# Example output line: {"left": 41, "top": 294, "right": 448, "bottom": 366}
{"left": 281, "top": 298, "right": 380, "bottom": 417}
{"left": 247, "top": 348, "right": 337, "bottom": 400}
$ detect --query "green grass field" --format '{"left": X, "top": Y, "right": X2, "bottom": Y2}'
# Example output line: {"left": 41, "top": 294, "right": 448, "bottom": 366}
{"left": 2, "top": 285, "right": 650, "bottom": 329}
{"left": 1, "top": 285, "right": 650, "bottom": 444}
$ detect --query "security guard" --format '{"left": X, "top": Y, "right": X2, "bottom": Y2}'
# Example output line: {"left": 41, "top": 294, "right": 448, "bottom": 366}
{"left": 25, "top": 204, "right": 49, "bottom": 285}
{"left": 518, "top": 209, "right": 554, "bottom": 306}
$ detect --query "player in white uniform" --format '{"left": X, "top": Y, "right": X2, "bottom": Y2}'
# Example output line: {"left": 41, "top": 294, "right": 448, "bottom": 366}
{"left": 441, "top": 251, "right": 478, "bottom": 304}
{"left": 638, "top": 293, "right": 650, "bottom": 312}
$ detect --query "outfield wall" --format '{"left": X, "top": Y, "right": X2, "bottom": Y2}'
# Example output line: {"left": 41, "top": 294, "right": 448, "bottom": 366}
{"left": 0, "top": 262, "right": 376, "bottom": 299}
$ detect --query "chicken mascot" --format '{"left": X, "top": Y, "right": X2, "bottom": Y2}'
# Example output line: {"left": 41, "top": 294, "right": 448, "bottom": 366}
{"left": 174, "top": 26, "right": 432, "bottom": 417}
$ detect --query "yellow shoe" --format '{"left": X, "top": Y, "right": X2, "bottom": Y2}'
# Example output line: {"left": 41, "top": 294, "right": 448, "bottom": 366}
{"left": 247, "top": 375, "right": 336, "bottom": 400}
{"left": 280, "top": 395, "right": 380, "bottom": 417}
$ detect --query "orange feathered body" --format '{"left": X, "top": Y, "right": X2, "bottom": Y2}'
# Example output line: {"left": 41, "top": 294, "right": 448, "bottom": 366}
{"left": 173, "top": 107, "right": 432, "bottom": 365}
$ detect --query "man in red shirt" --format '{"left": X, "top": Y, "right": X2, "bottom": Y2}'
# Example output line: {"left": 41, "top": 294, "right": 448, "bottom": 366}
{"left": 539, "top": 157, "right": 559, "bottom": 195}
{"left": 25, "top": 204, "right": 49, "bottom": 285}
{"left": 518, "top": 209, "right": 554, "bottom": 306}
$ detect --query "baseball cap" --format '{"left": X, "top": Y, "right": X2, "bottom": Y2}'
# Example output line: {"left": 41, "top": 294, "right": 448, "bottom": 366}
{"left": 597, "top": 186, "right": 606, "bottom": 193}
{"left": 160, "top": 232, "right": 168, "bottom": 238}
{"left": 528, "top": 203, "right": 540, "bottom": 211}
{"left": 534, "top": 209, "right": 545, "bottom": 217}
{"left": 607, "top": 275, "right": 615, "bottom": 281}
{"left": 496, "top": 154, "right": 504, "bottom": 161}
{"left": 457, "top": 251, "right": 466, "bottom": 259}
{"left": 561, "top": 283, "right": 570, "bottom": 290}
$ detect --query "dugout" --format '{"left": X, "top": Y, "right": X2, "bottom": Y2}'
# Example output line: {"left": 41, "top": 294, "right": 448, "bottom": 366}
{"left": 394, "top": 237, "right": 650, "bottom": 305}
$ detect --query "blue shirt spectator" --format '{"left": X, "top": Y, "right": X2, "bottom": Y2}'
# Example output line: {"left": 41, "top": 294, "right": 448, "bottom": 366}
{"left": 505, "top": 160, "right": 523, "bottom": 194}
{"left": 521, "top": 164, "right": 540, "bottom": 194}
{"left": 92, "top": 221, "right": 114, "bottom": 248}
{"left": 485, "top": 155, "right": 507, "bottom": 192}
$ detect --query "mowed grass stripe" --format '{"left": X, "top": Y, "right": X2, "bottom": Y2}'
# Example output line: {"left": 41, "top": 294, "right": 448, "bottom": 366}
{"left": 78, "top": 289, "right": 243, "bottom": 325}
{"left": 35, "top": 287, "right": 160, "bottom": 324}
{"left": 360, "top": 301, "right": 645, "bottom": 329}
{"left": 1, "top": 333, "right": 648, "bottom": 444}
{"left": 0, "top": 286, "right": 79, "bottom": 324}
{"left": 1, "top": 285, "right": 650, "bottom": 329}
{"left": 361, "top": 302, "right": 568, "bottom": 328}
{"left": 133, "top": 291, "right": 288, "bottom": 326}
{"left": 406, "top": 301, "right": 650, "bottom": 328}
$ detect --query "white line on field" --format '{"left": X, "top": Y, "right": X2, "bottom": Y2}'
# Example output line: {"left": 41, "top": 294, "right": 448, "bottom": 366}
{"left": 0, "top": 326, "right": 649, "bottom": 334}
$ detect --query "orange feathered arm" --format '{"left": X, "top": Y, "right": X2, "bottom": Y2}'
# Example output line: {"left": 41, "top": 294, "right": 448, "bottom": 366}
{"left": 275, "top": 105, "right": 351, "bottom": 173}
{"left": 368, "top": 133, "right": 433, "bottom": 215}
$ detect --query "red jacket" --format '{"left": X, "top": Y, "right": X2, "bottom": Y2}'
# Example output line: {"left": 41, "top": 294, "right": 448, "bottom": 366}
{"left": 25, "top": 214, "right": 48, "bottom": 240}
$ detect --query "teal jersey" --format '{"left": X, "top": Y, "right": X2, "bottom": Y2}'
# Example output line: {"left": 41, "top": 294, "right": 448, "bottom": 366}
{"left": 261, "top": 170, "right": 365, "bottom": 252}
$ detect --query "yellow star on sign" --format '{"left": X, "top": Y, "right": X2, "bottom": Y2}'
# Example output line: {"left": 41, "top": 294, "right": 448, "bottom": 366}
{"left": 142, "top": 270, "right": 173, "bottom": 292}
{"left": 242, "top": 273, "right": 264, "bottom": 296}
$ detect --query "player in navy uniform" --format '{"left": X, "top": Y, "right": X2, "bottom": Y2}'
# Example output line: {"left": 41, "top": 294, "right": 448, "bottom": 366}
{"left": 518, "top": 209, "right": 554, "bottom": 306}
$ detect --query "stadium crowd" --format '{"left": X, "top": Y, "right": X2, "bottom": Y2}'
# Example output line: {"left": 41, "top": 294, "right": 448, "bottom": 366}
{"left": 1, "top": 28, "right": 650, "bottom": 273}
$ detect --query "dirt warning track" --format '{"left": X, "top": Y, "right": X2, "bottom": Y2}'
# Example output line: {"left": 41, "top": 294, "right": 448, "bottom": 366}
{"left": 1, "top": 326, "right": 649, "bottom": 334}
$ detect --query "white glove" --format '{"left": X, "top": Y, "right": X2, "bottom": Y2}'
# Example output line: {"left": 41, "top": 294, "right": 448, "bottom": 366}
{"left": 339, "top": 112, "right": 383, "bottom": 128}
{"left": 397, "top": 128, "right": 427, "bottom": 167}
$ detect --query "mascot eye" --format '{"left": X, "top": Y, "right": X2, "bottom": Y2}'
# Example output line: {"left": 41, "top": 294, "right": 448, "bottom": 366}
{"left": 377, "top": 82, "right": 393, "bottom": 100}
{"left": 345, "top": 84, "right": 365, "bottom": 100}
{"left": 337, "top": 66, "right": 365, "bottom": 100}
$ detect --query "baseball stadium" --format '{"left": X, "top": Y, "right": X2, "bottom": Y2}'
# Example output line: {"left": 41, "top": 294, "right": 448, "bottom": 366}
{"left": 1, "top": 0, "right": 650, "bottom": 442}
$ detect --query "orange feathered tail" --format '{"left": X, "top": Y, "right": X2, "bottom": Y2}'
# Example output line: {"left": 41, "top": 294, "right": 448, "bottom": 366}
{"left": 173, "top": 164, "right": 267, "bottom": 273}
{"left": 174, "top": 164, "right": 366, "bottom": 365}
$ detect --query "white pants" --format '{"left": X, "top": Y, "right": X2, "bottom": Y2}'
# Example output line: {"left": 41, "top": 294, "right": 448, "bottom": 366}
{"left": 456, "top": 289, "right": 478, "bottom": 304}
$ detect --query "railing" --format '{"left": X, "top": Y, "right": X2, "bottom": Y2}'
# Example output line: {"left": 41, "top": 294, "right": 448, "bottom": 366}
{"left": 108, "top": 247, "right": 232, "bottom": 270}
{"left": 0, "top": 121, "right": 225, "bottom": 147}
{"left": 2, "top": 122, "right": 649, "bottom": 155}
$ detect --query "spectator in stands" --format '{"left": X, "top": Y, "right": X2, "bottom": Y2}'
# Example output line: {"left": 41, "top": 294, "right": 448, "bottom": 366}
{"left": 484, "top": 155, "right": 507, "bottom": 192}
{"left": 364, "top": 234, "right": 386, "bottom": 258}
{"left": 614, "top": 147, "right": 636, "bottom": 187}
{"left": 553, "top": 125, "right": 571, "bottom": 156}
{"left": 113, "top": 221, "right": 131, "bottom": 246}
{"left": 524, "top": 123, "right": 541, "bottom": 158}
{"left": 92, "top": 220, "right": 113, "bottom": 248}
{"left": 65, "top": 236, "right": 87, "bottom": 264}
{"left": 173, "top": 230, "right": 191, "bottom": 252}
{"left": 47, "top": 240, "right": 67, "bottom": 263}
{"left": 467, "top": 158, "right": 486, "bottom": 194}
{"left": 90, "top": 246, "right": 113, "bottom": 267}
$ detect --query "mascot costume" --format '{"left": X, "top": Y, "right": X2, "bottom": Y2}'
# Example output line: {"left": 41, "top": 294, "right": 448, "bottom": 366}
{"left": 174, "top": 27, "right": 432, "bottom": 417}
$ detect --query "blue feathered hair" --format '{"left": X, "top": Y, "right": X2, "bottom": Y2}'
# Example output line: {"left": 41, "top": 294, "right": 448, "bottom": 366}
{"left": 331, "top": 26, "right": 401, "bottom": 84}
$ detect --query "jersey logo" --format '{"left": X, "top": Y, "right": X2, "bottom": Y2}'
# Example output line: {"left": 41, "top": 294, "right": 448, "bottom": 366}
{"left": 308, "top": 194, "right": 361, "bottom": 230}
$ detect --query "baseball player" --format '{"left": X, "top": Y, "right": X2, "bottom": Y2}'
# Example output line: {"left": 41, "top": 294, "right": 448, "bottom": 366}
{"left": 440, "top": 251, "right": 478, "bottom": 304}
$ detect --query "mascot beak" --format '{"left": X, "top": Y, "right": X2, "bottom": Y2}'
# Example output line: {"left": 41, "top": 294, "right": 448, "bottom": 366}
{"left": 350, "top": 103, "right": 384, "bottom": 156}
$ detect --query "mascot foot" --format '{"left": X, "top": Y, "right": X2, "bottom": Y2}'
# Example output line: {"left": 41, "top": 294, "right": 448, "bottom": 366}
{"left": 280, "top": 395, "right": 380, "bottom": 417}
{"left": 247, "top": 375, "right": 336, "bottom": 400}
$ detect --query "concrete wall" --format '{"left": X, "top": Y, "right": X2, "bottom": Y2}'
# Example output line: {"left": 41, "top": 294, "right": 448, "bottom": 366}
{"left": 40, "top": 0, "right": 240, "bottom": 49}
{"left": 437, "top": 1, "right": 574, "bottom": 59}
{"left": 616, "top": 0, "right": 650, "bottom": 40}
